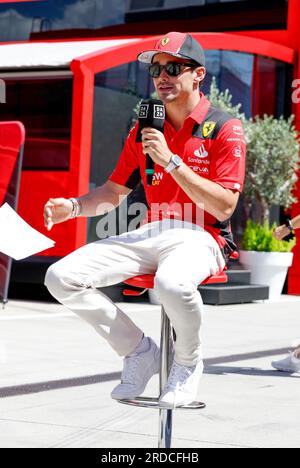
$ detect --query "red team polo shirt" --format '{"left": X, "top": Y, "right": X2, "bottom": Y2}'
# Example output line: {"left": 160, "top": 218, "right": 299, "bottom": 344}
{"left": 109, "top": 93, "right": 246, "bottom": 260}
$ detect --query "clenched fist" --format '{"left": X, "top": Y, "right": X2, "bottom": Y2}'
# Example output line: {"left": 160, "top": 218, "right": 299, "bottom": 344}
{"left": 44, "top": 198, "right": 73, "bottom": 231}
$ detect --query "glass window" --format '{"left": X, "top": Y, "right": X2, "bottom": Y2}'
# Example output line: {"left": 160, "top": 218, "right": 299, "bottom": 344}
{"left": 91, "top": 61, "right": 153, "bottom": 189}
{"left": 88, "top": 61, "right": 151, "bottom": 242}
{"left": 203, "top": 50, "right": 254, "bottom": 118}
{"left": 0, "top": 74, "right": 72, "bottom": 170}
{"left": 0, "top": 0, "right": 287, "bottom": 42}
{"left": 203, "top": 50, "right": 292, "bottom": 119}
{"left": 131, "top": 0, "right": 248, "bottom": 9}
{"left": 252, "top": 56, "right": 293, "bottom": 118}
{"left": 0, "top": 0, "right": 129, "bottom": 41}
{"left": 125, "top": 0, "right": 287, "bottom": 31}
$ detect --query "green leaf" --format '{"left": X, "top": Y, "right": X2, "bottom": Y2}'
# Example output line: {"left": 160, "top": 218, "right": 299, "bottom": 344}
{"left": 241, "top": 220, "right": 296, "bottom": 252}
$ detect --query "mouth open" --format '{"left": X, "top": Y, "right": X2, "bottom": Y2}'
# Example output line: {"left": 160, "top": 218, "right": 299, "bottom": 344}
{"left": 158, "top": 85, "right": 174, "bottom": 92}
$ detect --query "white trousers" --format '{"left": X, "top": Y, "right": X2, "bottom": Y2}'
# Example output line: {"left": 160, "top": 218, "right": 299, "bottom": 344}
{"left": 44, "top": 220, "right": 225, "bottom": 366}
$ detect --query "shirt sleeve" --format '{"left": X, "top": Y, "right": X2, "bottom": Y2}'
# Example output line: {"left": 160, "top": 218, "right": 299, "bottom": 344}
{"left": 210, "top": 119, "right": 246, "bottom": 193}
{"left": 108, "top": 124, "right": 141, "bottom": 190}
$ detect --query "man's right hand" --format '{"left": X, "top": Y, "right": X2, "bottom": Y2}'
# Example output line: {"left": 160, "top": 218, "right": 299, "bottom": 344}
{"left": 44, "top": 198, "right": 73, "bottom": 231}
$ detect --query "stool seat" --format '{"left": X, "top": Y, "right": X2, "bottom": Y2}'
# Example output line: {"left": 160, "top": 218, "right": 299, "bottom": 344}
{"left": 124, "top": 271, "right": 228, "bottom": 289}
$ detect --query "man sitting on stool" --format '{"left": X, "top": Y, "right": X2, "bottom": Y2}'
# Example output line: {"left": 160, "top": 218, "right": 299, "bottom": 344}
{"left": 44, "top": 32, "right": 246, "bottom": 408}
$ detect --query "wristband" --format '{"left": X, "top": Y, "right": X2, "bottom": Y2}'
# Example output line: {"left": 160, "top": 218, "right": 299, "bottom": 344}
{"left": 69, "top": 198, "right": 83, "bottom": 218}
{"left": 285, "top": 219, "right": 294, "bottom": 232}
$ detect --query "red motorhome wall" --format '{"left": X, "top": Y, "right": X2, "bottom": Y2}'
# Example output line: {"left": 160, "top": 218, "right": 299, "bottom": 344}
{"left": 0, "top": 121, "right": 25, "bottom": 302}
{"left": 0, "top": 121, "right": 25, "bottom": 205}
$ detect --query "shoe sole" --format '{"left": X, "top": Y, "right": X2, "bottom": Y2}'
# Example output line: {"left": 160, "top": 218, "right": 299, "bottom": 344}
{"left": 272, "top": 366, "right": 299, "bottom": 373}
{"left": 158, "top": 395, "right": 196, "bottom": 409}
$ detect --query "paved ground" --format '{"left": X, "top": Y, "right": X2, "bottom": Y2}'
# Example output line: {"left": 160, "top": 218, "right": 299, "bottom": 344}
{"left": 0, "top": 295, "right": 300, "bottom": 448}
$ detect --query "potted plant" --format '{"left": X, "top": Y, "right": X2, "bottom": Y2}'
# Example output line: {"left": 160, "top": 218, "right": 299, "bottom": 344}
{"left": 239, "top": 114, "right": 300, "bottom": 300}
{"left": 240, "top": 220, "right": 296, "bottom": 300}
{"left": 207, "top": 79, "right": 300, "bottom": 300}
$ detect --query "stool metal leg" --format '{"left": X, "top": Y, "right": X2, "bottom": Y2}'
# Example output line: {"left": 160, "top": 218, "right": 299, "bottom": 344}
{"left": 158, "top": 305, "right": 174, "bottom": 449}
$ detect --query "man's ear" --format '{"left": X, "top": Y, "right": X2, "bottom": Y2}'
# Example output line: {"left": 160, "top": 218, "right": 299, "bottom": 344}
{"left": 195, "top": 66, "right": 206, "bottom": 85}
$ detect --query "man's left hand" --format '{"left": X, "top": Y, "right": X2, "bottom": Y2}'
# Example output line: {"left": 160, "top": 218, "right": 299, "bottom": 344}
{"left": 273, "top": 224, "right": 290, "bottom": 241}
{"left": 141, "top": 128, "right": 173, "bottom": 168}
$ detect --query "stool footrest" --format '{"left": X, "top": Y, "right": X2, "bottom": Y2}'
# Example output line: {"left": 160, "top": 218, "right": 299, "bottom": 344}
{"left": 117, "top": 396, "right": 206, "bottom": 410}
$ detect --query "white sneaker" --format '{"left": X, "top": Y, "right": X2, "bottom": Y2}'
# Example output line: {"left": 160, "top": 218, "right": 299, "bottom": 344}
{"left": 159, "top": 360, "right": 204, "bottom": 409}
{"left": 111, "top": 338, "right": 160, "bottom": 400}
{"left": 272, "top": 352, "right": 300, "bottom": 373}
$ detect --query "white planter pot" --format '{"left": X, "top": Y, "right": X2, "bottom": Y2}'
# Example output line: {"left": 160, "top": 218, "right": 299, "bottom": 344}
{"left": 239, "top": 250, "right": 294, "bottom": 301}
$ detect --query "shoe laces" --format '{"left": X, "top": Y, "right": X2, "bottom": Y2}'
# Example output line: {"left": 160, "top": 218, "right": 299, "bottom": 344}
{"left": 167, "top": 362, "right": 195, "bottom": 390}
{"left": 121, "top": 354, "right": 141, "bottom": 384}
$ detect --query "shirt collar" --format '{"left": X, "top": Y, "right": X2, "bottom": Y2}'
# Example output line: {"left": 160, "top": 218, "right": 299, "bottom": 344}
{"left": 188, "top": 92, "right": 211, "bottom": 125}
{"left": 164, "top": 92, "right": 211, "bottom": 133}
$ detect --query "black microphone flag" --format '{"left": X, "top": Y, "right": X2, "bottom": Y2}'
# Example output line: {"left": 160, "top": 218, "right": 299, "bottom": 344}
{"left": 137, "top": 99, "right": 165, "bottom": 186}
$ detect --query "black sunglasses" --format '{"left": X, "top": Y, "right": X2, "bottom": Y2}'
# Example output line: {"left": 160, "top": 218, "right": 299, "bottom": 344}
{"left": 148, "top": 61, "right": 198, "bottom": 78}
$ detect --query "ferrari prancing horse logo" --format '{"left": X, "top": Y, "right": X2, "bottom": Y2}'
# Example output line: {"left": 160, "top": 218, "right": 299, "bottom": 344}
{"left": 161, "top": 37, "right": 170, "bottom": 47}
{"left": 203, "top": 121, "right": 217, "bottom": 138}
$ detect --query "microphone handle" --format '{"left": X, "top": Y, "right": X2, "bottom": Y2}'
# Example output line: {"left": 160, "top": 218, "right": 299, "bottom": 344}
{"left": 146, "top": 153, "right": 154, "bottom": 186}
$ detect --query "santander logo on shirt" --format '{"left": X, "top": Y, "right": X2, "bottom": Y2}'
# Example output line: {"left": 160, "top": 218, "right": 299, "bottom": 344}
{"left": 193, "top": 144, "right": 209, "bottom": 158}
{"left": 186, "top": 141, "right": 211, "bottom": 176}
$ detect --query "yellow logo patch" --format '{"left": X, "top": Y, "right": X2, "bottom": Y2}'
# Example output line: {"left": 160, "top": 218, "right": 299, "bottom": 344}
{"left": 203, "top": 122, "right": 216, "bottom": 138}
{"left": 161, "top": 37, "right": 170, "bottom": 47}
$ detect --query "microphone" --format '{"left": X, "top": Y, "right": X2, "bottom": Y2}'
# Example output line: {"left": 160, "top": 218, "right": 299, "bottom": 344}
{"left": 137, "top": 99, "right": 165, "bottom": 186}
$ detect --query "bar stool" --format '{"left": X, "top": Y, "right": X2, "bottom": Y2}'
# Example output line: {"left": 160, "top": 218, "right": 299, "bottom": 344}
{"left": 117, "top": 269, "right": 229, "bottom": 448}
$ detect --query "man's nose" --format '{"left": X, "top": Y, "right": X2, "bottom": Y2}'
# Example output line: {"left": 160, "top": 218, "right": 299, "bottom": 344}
{"left": 159, "top": 67, "right": 169, "bottom": 80}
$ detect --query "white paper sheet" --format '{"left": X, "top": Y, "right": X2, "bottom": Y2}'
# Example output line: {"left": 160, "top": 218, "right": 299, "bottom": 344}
{"left": 0, "top": 203, "right": 55, "bottom": 260}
